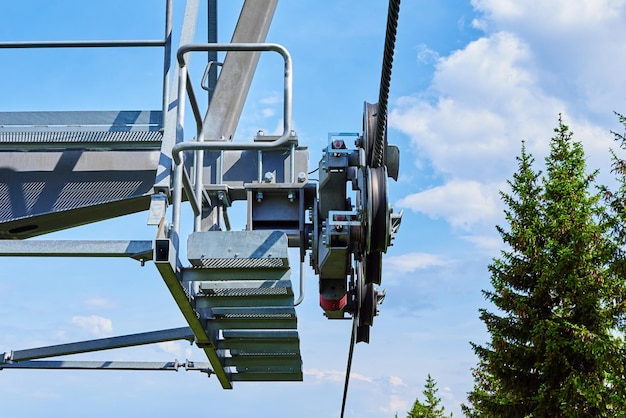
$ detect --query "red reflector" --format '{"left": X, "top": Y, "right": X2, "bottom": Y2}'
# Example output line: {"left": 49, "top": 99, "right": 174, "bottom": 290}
{"left": 320, "top": 294, "right": 347, "bottom": 311}
{"left": 332, "top": 139, "right": 345, "bottom": 149}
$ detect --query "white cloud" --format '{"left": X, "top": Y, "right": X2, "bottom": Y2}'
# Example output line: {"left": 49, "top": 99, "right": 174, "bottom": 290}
{"left": 416, "top": 44, "right": 439, "bottom": 65}
{"left": 470, "top": 0, "right": 626, "bottom": 120}
{"left": 396, "top": 180, "right": 501, "bottom": 231}
{"left": 381, "top": 394, "right": 409, "bottom": 415}
{"left": 472, "top": 0, "right": 626, "bottom": 27}
{"left": 157, "top": 341, "right": 193, "bottom": 359}
{"left": 385, "top": 253, "right": 447, "bottom": 273}
{"left": 261, "top": 108, "right": 275, "bottom": 118}
{"left": 260, "top": 93, "right": 281, "bottom": 105}
{"left": 388, "top": 375, "right": 407, "bottom": 387}
{"left": 390, "top": 1, "right": 624, "bottom": 238}
{"left": 71, "top": 315, "right": 112, "bottom": 337}
{"left": 304, "top": 368, "right": 373, "bottom": 384}
{"left": 390, "top": 32, "right": 563, "bottom": 183}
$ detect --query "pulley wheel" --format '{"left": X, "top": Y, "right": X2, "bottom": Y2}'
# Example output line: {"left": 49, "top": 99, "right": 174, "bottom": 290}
{"left": 360, "top": 282, "right": 376, "bottom": 327}
{"left": 366, "top": 166, "right": 389, "bottom": 254}
{"left": 365, "top": 251, "right": 382, "bottom": 285}
{"left": 362, "top": 102, "right": 378, "bottom": 166}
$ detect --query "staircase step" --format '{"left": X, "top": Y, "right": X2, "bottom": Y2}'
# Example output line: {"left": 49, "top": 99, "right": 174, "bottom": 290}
{"left": 224, "top": 355, "right": 302, "bottom": 374}
{"left": 211, "top": 306, "right": 296, "bottom": 318}
{"left": 230, "top": 371, "right": 303, "bottom": 382}
{"left": 183, "top": 268, "right": 291, "bottom": 282}
{"left": 217, "top": 339, "right": 299, "bottom": 355}
{"left": 187, "top": 231, "right": 289, "bottom": 269}
{"left": 222, "top": 330, "right": 299, "bottom": 339}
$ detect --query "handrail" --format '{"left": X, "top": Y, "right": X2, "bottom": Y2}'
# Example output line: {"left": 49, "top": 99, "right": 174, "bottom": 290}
{"left": 0, "top": 40, "right": 167, "bottom": 48}
{"left": 170, "top": 42, "right": 294, "bottom": 237}
{"left": 173, "top": 43, "right": 293, "bottom": 160}
{"left": 0, "top": 0, "right": 173, "bottom": 127}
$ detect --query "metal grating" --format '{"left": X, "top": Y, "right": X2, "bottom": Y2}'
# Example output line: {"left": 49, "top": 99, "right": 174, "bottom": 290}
{"left": 0, "top": 130, "right": 162, "bottom": 145}
{"left": 231, "top": 351, "right": 300, "bottom": 357}
{"left": 0, "top": 183, "right": 9, "bottom": 220}
{"left": 52, "top": 180, "right": 144, "bottom": 211}
{"left": 0, "top": 182, "right": 46, "bottom": 220}
{"left": 191, "top": 258, "right": 287, "bottom": 269}
{"left": 215, "top": 312, "right": 294, "bottom": 319}
{"left": 202, "top": 287, "right": 290, "bottom": 297}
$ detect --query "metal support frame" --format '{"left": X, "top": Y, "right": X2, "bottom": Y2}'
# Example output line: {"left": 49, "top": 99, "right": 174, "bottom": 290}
{"left": 153, "top": 237, "right": 233, "bottom": 388}
{"left": 0, "top": 0, "right": 318, "bottom": 388}
{"left": 4, "top": 328, "right": 194, "bottom": 362}
{"left": 0, "top": 327, "right": 212, "bottom": 374}
{"left": 153, "top": 0, "right": 201, "bottom": 192}
{"left": 0, "top": 240, "right": 153, "bottom": 262}
{"left": 0, "top": 360, "right": 212, "bottom": 374}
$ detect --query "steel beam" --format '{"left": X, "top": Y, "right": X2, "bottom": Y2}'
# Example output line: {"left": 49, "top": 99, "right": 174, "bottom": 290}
{"left": 154, "top": 0, "right": 201, "bottom": 192}
{"left": 202, "top": 0, "right": 278, "bottom": 142}
{"left": 5, "top": 327, "right": 194, "bottom": 362}
{"left": 0, "top": 240, "right": 153, "bottom": 261}
{"left": 153, "top": 238, "right": 232, "bottom": 388}
{"left": 0, "top": 360, "right": 212, "bottom": 373}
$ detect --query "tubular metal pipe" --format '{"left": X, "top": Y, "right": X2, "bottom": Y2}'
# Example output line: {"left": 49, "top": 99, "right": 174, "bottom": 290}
{"left": 161, "top": 0, "right": 173, "bottom": 128}
{"left": 0, "top": 40, "right": 166, "bottom": 49}
{"left": 174, "top": 43, "right": 292, "bottom": 155}
{"left": 294, "top": 261, "right": 306, "bottom": 306}
{"left": 171, "top": 66, "right": 189, "bottom": 236}
{"left": 289, "top": 142, "right": 296, "bottom": 183}
{"left": 194, "top": 147, "right": 205, "bottom": 232}
{"left": 185, "top": 75, "right": 204, "bottom": 135}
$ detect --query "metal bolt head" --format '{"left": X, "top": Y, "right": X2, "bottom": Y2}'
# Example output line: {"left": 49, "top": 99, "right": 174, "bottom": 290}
{"left": 264, "top": 172, "right": 274, "bottom": 183}
{"left": 256, "top": 191, "right": 264, "bottom": 202}
{"left": 257, "top": 130, "right": 265, "bottom": 136}
{"left": 297, "top": 172, "right": 306, "bottom": 183}
{"left": 288, "top": 191, "right": 295, "bottom": 202}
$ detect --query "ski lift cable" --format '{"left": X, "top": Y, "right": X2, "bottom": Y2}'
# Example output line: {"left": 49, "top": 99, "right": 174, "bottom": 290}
{"left": 372, "top": 0, "right": 401, "bottom": 169}
{"left": 340, "top": 3, "right": 402, "bottom": 415}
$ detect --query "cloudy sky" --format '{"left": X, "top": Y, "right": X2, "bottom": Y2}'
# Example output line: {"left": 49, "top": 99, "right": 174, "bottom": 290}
{"left": 2, "top": 1, "right": 626, "bottom": 417}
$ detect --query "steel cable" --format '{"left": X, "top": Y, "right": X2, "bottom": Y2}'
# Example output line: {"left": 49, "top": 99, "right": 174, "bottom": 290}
{"left": 341, "top": 2, "right": 401, "bottom": 415}
{"left": 373, "top": 0, "right": 401, "bottom": 168}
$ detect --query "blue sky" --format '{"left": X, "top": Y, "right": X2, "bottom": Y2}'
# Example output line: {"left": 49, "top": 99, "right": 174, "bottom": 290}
{"left": 2, "top": 1, "right": 626, "bottom": 417}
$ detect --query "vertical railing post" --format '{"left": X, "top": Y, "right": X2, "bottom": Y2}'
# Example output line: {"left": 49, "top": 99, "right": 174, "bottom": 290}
{"left": 171, "top": 65, "right": 188, "bottom": 238}
{"left": 161, "top": 0, "right": 173, "bottom": 129}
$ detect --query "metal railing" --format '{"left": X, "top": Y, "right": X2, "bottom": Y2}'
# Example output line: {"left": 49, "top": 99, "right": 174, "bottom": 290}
{"left": 0, "top": 0, "right": 173, "bottom": 126}
{"left": 170, "top": 42, "right": 294, "bottom": 236}
{"left": 169, "top": 42, "right": 306, "bottom": 307}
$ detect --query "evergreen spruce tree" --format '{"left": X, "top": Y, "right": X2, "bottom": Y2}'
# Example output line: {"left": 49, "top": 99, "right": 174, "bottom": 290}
{"left": 463, "top": 116, "right": 626, "bottom": 416}
{"left": 399, "top": 374, "right": 451, "bottom": 418}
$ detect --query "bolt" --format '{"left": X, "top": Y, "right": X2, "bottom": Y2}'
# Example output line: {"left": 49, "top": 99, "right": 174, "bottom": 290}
{"left": 264, "top": 172, "right": 274, "bottom": 183}
{"left": 257, "top": 130, "right": 265, "bottom": 136}
{"left": 217, "top": 191, "right": 225, "bottom": 201}
{"left": 297, "top": 172, "right": 306, "bottom": 183}
{"left": 288, "top": 191, "right": 295, "bottom": 202}
{"left": 257, "top": 191, "right": 264, "bottom": 202}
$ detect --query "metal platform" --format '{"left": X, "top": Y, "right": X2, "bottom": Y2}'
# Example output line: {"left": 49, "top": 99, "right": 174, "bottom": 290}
{"left": 0, "top": 110, "right": 163, "bottom": 239}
